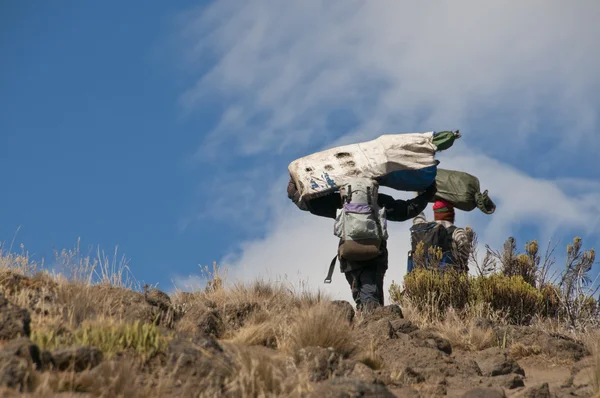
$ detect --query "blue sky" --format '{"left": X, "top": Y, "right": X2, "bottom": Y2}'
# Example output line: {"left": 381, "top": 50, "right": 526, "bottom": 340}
{"left": 2, "top": 1, "right": 600, "bottom": 301}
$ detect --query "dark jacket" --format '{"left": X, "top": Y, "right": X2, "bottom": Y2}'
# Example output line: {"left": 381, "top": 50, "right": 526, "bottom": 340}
{"left": 306, "top": 186, "right": 436, "bottom": 222}
{"left": 306, "top": 184, "right": 437, "bottom": 272}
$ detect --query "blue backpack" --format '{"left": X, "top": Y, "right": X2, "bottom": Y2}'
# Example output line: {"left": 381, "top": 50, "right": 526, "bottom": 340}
{"left": 407, "top": 222, "right": 456, "bottom": 273}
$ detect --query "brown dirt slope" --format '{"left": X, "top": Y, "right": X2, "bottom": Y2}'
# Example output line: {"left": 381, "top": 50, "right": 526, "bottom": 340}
{"left": 0, "top": 265, "right": 599, "bottom": 397}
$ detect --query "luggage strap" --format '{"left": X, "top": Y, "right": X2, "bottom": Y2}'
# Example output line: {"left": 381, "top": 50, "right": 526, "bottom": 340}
{"left": 324, "top": 255, "right": 337, "bottom": 284}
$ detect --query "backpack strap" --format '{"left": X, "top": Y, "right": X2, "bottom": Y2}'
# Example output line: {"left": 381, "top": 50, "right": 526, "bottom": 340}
{"left": 443, "top": 225, "right": 458, "bottom": 265}
{"left": 446, "top": 225, "right": 457, "bottom": 250}
{"left": 446, "top": 225, "right": 457, "bottom": 237}
{"left": 324, "top": 255, "right": 337, "bottom": 284}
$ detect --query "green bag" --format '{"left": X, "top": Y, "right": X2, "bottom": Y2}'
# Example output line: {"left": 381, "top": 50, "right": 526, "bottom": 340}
{"left": 430, "top": 169, "right": 496, "bottom": 214}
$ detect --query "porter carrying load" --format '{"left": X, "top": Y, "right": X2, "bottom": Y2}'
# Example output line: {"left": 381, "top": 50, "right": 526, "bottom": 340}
{"left": 287, "top": 131, "right": 460, "bottom": 210}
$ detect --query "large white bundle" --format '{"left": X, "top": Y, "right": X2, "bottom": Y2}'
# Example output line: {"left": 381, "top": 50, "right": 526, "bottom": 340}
{"left": 288, "top": 131, "right": 457, "bottom": 204}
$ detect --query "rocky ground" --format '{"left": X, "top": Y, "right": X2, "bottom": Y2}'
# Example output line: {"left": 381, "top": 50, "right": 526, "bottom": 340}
{"left": 0, "top": 269, "right": 598, "bottom": 397}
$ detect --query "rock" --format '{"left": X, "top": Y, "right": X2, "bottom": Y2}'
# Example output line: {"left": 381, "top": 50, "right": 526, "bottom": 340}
{"left": 307, "top": 377, "right": 396, "bottom": 398}
{"left": 144, "top": 287, "right": 178, "bottom": 329}
{"left": 350, "top": 362, "right": 377, "bottom": 384}
{"left": 0, "top": 272, "right": 59, "bottom": 319}
{"left": 548, "top": 333, "right": 588, "bottom": 361}
{"left": 167, "top": 337, "right": 231, "bottom": 381}
{"left": 197, "top": 309, "right": 225, "bottom": 338}
{"left": 560, "top": 375, "right": 573, "bottom": 389}
{"left": 0, "top": 352, "right": 31, "bottom": 391}
{"left": 363, "top": 304, "right": 403, "bottom": 322}
{"left": 331, "top": 300, "right": 355, "bottom": 324}
{"left": 177, "top": 306, "right": 226, "bottom": 338}
{"left": 491, "top": 374, "right": 525, "bottom": 389}
{"left": 572, "top": 384, "right": 594, "bottom": 398}
{"left": 402, "top": 366, "right": 425, "bottom": 384}
{"left": 524, "top": 382, "right": 551, "bottom": 398}
{"left": 177, "top": 304, "right": 226, "bottom": 337}
{"left": 183, "top": 332, "right": 223, "bottom": 352}
{"left": 354, "top": 318, "right": 396, "bottom": 349}
{"left": 222, "top": 302, "right": 259, "bottom": 329}
{"left": 355, "top": 305, "right": 404, "bottom": 345}
{"left": 463, "top": 387, "right": 506, "bottom": 398}
{"left": 477, "top": 348, "right": 525, "bottom": 377}
{"left": 422, "top": 383, "right": 448, "bottom": 396}
{"left": 88, "top": 285, "right": 174, "bottom": 327}
{"left": 144, "top": 287, "right": 172, "bottom": 311}
{"left": 497, "top": 326, "right": 588, "bottom": 362}
{"left": 52, "top": 346, "right": 103, "bottom": 372}
{"left": 455, "top": 357, "right": 483, "bottom": 377}
{"left": 295, "top": 346, "right": 343, "bottom": 382}
{"left": 473, "top": 317, "right": 494, "bottom": 330}
{"left": 0, "top": 293, "right": 31, "bottom": 340}
{"left": 40, "top": 350, "right": 55, "bottom": 370}
{"left": 0, "top": 338, "right": 42, "bottom": 370}
{"left": 410, "top": 329, "right": 452, "bottom": 355}
{"left": 390, "top": 319, "right": 418, "bottom": 335}
{"left": 391, "top": 387, "right": 421, "bottom": 397}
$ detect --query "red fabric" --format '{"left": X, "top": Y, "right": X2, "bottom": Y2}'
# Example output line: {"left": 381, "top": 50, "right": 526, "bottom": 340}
{"left": 433, "top": 199, "right": 454, "bottom": 212}
{"left": 433, "top": 200, "right": 455, "bottom": 222}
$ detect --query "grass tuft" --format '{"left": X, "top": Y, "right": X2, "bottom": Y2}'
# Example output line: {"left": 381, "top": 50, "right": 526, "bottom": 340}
{"left": 283, "top": 302, "right": 357, "bottom": 357}
{"left": 509, "top": 342, "right": 542, "bottom": 359}
{"left": 32, "top": 319, "right": 170, "bottom": 361}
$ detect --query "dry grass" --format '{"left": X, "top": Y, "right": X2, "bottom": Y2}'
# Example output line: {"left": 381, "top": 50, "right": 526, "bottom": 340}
{"left": 0, "top": 240, "right": 39, "bottom": 276}
{"left": 357, "top": 339, "right": 384, "bottom": 370}
{"left": 228, "top": 297, "right": 358, "bottom": 359}
{"left": 3, "top": 237, "right": 600, "bottom": 397}
{"left": 1, "top": 240, "right": 145, "bottom": 331}
{"left": 434, "top": 308, "right": 496, "bottom": 351}
{"left": 281, "top": 302, "right": 357, "bottom": 357}
{"left": 32, "top": 318, "right": 170, "bottom": 361}
{"left": 509, "top": 342, "right": 542, "bottom": 359}
{"left": 195, "top": 277, "right": 327, "bottom": 312}
{"left": 172, "top": 272, "right": 331, "bottom": 344}
{"left": 218, "top": 344, "right": 311, "bottom": 398}
{"left": 30, "top": 360, "right": 142, "bottom": 397}
{"left": 228, "top": 314, "right": 282, "bottom": 348}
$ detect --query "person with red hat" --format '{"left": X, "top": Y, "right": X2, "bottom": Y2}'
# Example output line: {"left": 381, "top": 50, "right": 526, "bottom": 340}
{"left": 408, "top": 199, "right": 472, "bottom": 273}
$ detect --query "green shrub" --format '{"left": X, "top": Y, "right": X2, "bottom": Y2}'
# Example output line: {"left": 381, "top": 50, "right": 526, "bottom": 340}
{"left": 403, "top": 268, "right": 473, "bottom": 316}
{"left": 402, "top": 269, "right": 551, "bottom": 325}
{"left": 473, "top": 274, "right": 542, "bottom": 324}
{"left": 388, "top": 281, "right": 403, "bottom": 305}
{"left": 539, "top": 284, "right": 561, "bottom": 318}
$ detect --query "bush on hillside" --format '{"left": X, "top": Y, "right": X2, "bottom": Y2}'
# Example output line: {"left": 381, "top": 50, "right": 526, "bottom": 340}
{"left": 394, "top": 236, "right": 599, "bottom": 327}
{"left": 402, "top": 268, "right": 472, "bottom": 316}
{"left": 473, "top": 274, "right": 542, "bottom": 324}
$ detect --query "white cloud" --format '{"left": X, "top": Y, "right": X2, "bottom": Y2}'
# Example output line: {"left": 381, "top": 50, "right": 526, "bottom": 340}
{"left": 180, "top": 0, "right": 600, "bottom": 159}
{"left": 172, "top": 1, "right": 600, "bottom": 301}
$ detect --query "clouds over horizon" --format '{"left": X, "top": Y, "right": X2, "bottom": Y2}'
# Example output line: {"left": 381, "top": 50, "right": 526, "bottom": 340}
{"left": 181, "top": 0, "right": 600, "bottom": 158}
{"left": 171, "top": 1, "right": 600, "bottom": 299}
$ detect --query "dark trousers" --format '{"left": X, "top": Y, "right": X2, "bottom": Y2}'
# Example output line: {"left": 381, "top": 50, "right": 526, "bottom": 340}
{"left": 344, "top": 265, "right": 386, "bottom": 310}
{"left": 341, "top": 243, "right": 388, "bottom": 310}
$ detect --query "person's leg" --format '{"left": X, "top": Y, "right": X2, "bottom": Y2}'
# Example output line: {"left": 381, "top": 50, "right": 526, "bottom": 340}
{"left": 344, "top": 270, "right": 361, "bottom": 308}
{"left": 375, "top": 265, "right": 386, "bottom": 307}
{"left": 375, "top": 245, "right": 388, "bottom": 307}
{"left": 342, "top": 245, "right": 388, "bottom": 310}
{"left": 355, "top": 266, "right": 382, "bottom": 311}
